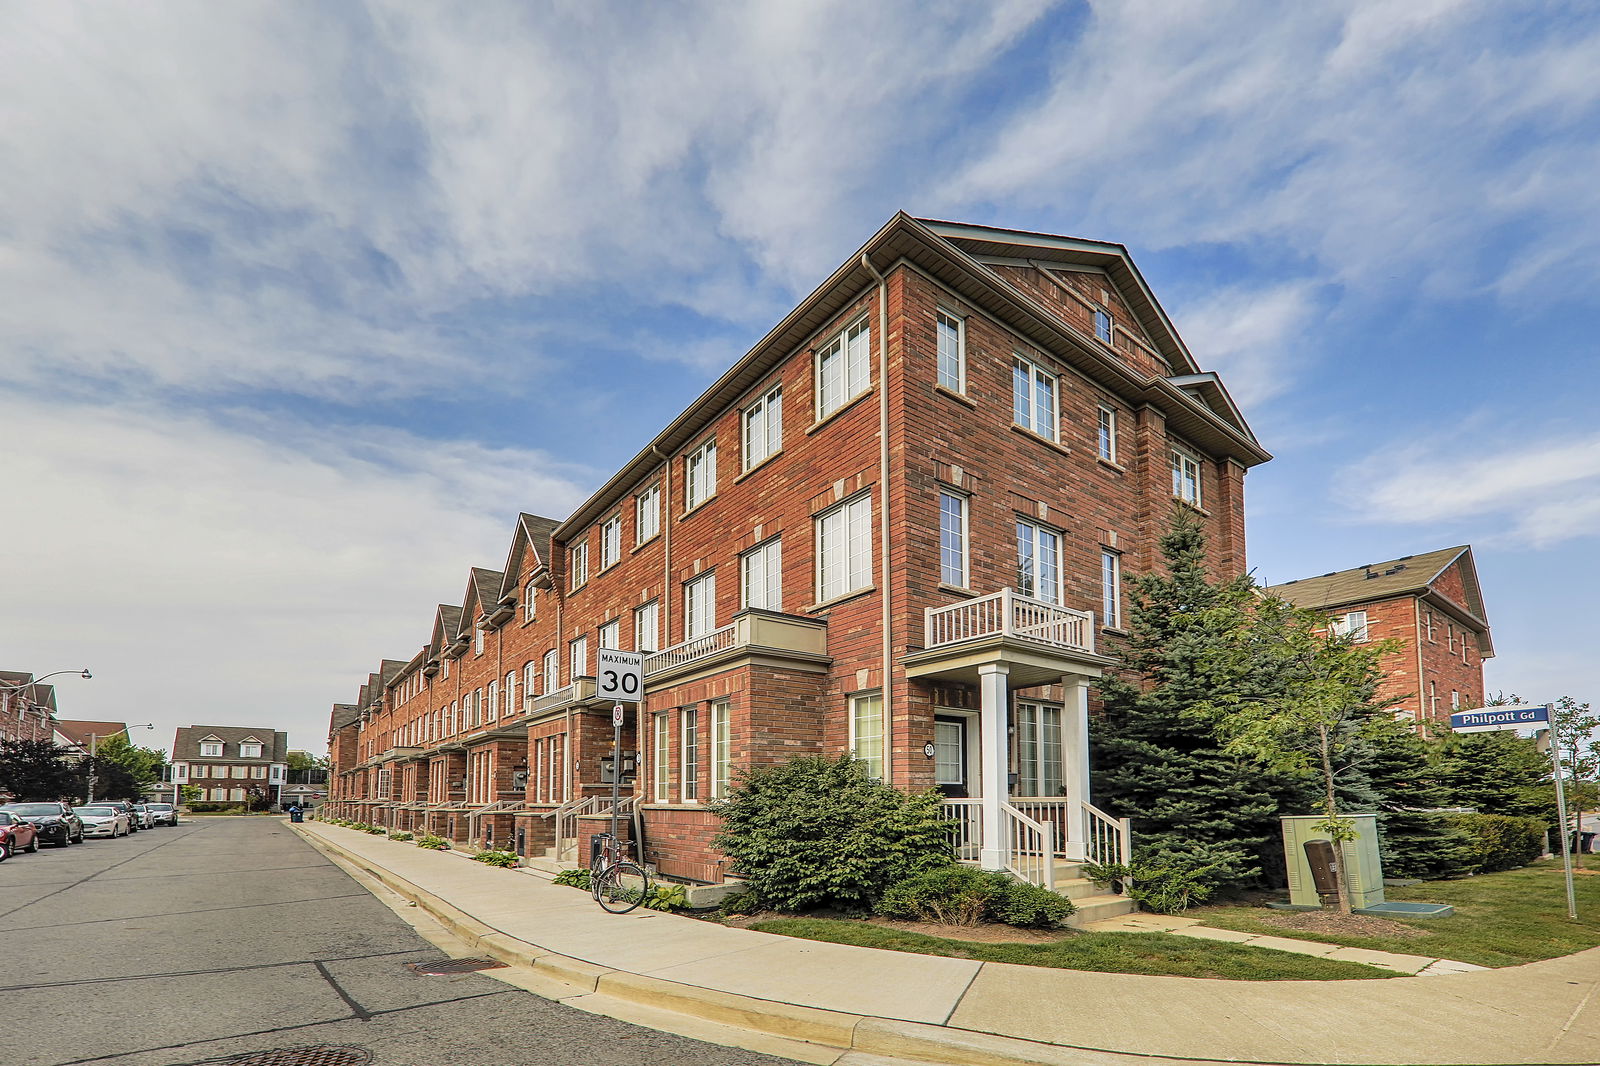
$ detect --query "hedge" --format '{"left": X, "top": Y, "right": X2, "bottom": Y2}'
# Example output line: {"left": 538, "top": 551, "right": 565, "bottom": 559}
{"left": 1444, "top": 812, "right": 1545, "bottom": 873}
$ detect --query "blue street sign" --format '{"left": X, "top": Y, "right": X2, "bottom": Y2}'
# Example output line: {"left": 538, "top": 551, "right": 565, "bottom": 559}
{"left": 1448, "top": 703, "right": 1551, "bottom": 733}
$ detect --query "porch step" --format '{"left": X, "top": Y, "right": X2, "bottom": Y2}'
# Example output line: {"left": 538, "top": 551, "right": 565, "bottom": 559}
{"left": 520, "top": 853, "right": 565, "bottom": 877}
{"left": 1051, "top": 876, "right": 1110, "bottom": 902}
{"left": 1063, "top": 893, "right": 1137, "bottom": 928}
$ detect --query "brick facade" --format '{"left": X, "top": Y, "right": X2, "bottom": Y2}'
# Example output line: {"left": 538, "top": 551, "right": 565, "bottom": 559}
{"left": 325, "top": 215, "right": 1270, "bottom": 881}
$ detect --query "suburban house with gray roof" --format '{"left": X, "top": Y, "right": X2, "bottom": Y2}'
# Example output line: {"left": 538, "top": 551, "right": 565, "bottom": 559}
{"left": 171, "top": 725, "right": 290, "bottom": 805}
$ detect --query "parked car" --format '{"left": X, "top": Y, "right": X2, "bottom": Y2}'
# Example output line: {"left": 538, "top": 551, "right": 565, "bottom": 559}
{"left": 0, "top": 812, "right": 40, "bottom": 859}
{"left": 130, "top": 803, "right": 156, "bottom": 829}
{"left": 0, "top": 802, "right": 84, "bottom": 846}
{"left": 75, "top": 805, "right": 132, "bottom": 838}
{"left": 146, "top": 803, "right": 179, "bottom": 827}
{"left": 108, "top": 801, "right": 141, "bottom": 831}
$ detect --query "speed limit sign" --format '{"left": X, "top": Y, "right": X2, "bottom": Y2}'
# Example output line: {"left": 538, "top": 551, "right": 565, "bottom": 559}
{"left": 596, "top": 648, "right": 644, "bottom": 703}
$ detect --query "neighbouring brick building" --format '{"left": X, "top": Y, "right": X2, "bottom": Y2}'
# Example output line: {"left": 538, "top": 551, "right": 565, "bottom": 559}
{"left": 1268, "top": 545, "right": 1493, "bottom": 724}
{"left": 170, "top": 725, "right": 289, "bottom": 804}
{"left": 326, "top": 214, "right": 1271, "bottom": 900}
{"left": 0, "top": 671, "right": 58, "bottom": 746}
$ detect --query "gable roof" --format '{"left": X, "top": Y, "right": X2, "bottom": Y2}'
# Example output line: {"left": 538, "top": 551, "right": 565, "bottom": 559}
{"left": 329, "top": 704, "right": 361, "bottom": 732}
{"left": 172, "top": 725, "right": 290, "bottom": 762}
{"left": 455, "top": 567, "right": 505, "bottom": 638}
{"left": 1267, "top": 545, "right": 1492, "bottom": 653}
{"left": 496, "top": 513, "right": 561, "bottom": 601}
{"left": 430, "top": 604, "right": 463, "bottom": 659}
{"left": 52, "top": 720, "right": 132, "bottom": 750}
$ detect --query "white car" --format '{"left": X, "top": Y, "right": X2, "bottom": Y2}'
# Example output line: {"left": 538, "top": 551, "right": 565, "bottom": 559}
{"left": 76, "top": 805, "right": 132, "bottom": 838}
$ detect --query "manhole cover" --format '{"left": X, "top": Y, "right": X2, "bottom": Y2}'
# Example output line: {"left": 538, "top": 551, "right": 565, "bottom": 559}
{"left": 409, "top": 956, "right": 507, "bottom": 975}
{"left": 182, "top": 1046, "right": 373, "bottom": 1066}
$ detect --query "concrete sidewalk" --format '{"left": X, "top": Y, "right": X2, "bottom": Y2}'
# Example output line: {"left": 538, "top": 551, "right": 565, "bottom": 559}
{"left": 292, "top": 821, "right": 1600, "bottom": 1066}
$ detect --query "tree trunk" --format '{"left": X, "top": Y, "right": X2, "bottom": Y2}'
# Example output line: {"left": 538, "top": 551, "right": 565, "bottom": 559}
{"left": 1319, "top": 723, "right": 1353, "bottom": 914}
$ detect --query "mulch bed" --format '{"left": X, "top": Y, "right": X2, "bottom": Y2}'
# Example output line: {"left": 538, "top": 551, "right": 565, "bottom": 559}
{"left": 1248, "top": 910, "right": 1433, "bottom": 939}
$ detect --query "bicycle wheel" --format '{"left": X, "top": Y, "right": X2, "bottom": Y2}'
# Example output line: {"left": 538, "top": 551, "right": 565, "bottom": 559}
{"left": 594, "top": 861, "right": 649, "bottom": 913}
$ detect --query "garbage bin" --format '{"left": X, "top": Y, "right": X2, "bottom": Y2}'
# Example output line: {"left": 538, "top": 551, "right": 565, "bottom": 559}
{"left": 289, "top": 807, "right": 303, "bottom": 823}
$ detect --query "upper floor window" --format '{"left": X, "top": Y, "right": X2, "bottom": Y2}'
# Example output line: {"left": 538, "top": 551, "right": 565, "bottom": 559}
{"left": 742, "top": 384, "right": 783, "bottom": 471}
{"left": 599, "top": 618, "right": 621, "bottom": 651}
{"left": 1012, "top": 356, "right": 1057, "bottom": 440}
{"left": 741, "top": 538, "right": 783, "bottom": 611}
{"left": 525, "top": 581, "right": 538, "bottom": 622}
{"left": 239, "top": 742, "right": 262, "bottom": 759}
{"left": 600, "top": 514, "right": 621, "bottom": 570}
{"left": 1425, "top": 610, "right": 1435, "bottom": 642}
{"left": 816, "top": 318, "right": 871, "bottom": 419}
{"left": 1170, "top": 445, "right": 1202, "bottom": 506}
{"left": 1331, "top": 610, "right": 1370, "bottom": 642}
{"left": 523, "top": 661, "right": 537, "bottom": 703}
{"left": 200, "top": 741, "right": 223, "bottom": 758}
{"left": 936, "top": 310, "right": 965, "bottom": 393}
{"left": 685, "top": 571, "right": 717, "bottom": 640}
{"left": 570, "top": 541, "right": 589, "bottom": 590}
{"left": 1016, "top": 519, "right": 1062, "bottom": 605}
{"left": 939, "top": 491, "right": 968, "bottom": 588}
{"left": 570, "top": 636, "right": 589, "bottom": 680}
{"left": 816, "top": 493, "right": 872, "bottom": 602}
{"left": 474, "top": 627, "right": 485, "bottom": 655}
{"left": 1094, "top": 308, "right": 1113, "bottom": 344}
{"left": 1101, "top": 550, "right": 1122, "bottom": 629}
{"left": 543, "top": 649, "right": 559, "bottom": 694}
{"left": 441, "top": 656, "right": 450, "bottom": 679}
{"left": 487, "top": 680, "right": 499, "bottom": 721}
{"left": 636, "top": 484, "right": 661, "bottom": 544}
{"left": 635, "top": 600, "right": 660, "bottom": 653}
{"left": 686, "top": 438, "right": 717, "bottom": 510}
{"left": 1097, "top": 406, "right": 1117, "bottom": 463}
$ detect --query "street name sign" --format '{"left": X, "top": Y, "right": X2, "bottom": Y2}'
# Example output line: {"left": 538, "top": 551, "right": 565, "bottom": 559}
{"left": 1448, "top": 704, "right": 1551, "bottom": 733}
{"left": 596, "top": 648, "right": 643, "bottom": 703}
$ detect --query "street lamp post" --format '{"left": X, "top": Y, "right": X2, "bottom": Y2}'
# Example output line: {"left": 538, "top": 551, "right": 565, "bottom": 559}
{"left": 85, "top": 723, "right": 154, "bottom": 804}
{"left": 0, "top": 668, "right": 93, "bottom": 692}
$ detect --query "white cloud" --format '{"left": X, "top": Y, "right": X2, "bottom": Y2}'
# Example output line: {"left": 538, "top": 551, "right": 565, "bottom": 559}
{"left": 0, "top": 395, "right": 593, "bottom": 754}
{"left": 1339, "top": 431, "right": 1600, "bottom": 547}
{"left": 1170, "top": 282, "right": 1319, "bottom": 406}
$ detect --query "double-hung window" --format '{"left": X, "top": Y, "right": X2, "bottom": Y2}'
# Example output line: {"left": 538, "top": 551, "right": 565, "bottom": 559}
{"left": 938, "top": 491, "right": 968, "bottom": 588}
{"left": 816, "top": 492, "right": 872, "bottom": 602}
{"left": 1016, "top": 519, "right": 1062, "bottom": 604}
{"left": 636, "top": 484, "right": 660, "bottom": 544}
{"left": 849, "top": 693, "right": 884, "bottom": 779}
{"left": 936, "top": 310, "right": 965, "bottom": 392}
{"left": 201, "top": 741, "right": 223, "bottom": 758}
{"left": 634, "top": 600, "right": 659, "bottom": 652}
{"left": 239, "top": 742, "right": 262, "bottom": 759}
{"left": 570, "top": 636, "right": 589, "bottom": 679}
{"left": 1094, "top": 308, "right": 1113, "bottom": 344}
{"left": 524, "top": 581, "right": 537, "bottom": 622}
{"left": 1170, "top": 446, "right": 1202, "bottom": 506}
{"left": 681, "top": 707, "right": 699, "bottom": 802}
{"left": 684, "top": 571, "right": 717, "bottom": 639}
{"left": 1097, "top": 406, "right": 1117, "bottom": 463}
{"left": 570, "top": 541, "right": 589, "bottom": 590}
{"left": 1015, "top": 701, "right": 1063, "bottom": 796}
{"left": 1101, "top": 550, "right": 1122, "bottom": 629}
{"left": 599, "top": 618, "right": 620, "bottom": 651}
{"left": 816, "top": 319, "right": 870, "bottom": 419}
{"left": 686, "top": 438, "right": 717, "bottom": 509}
{"left": 505, "top": 671, "right": 517, "bottom": 715}
{"left": 1331, "top": 610, "right": 1370, "bottom": 642}
{"left": 742, "top": 384, "right": 783, "bottom": 470}
{"left": 709, "top": 700, "right": 731, "bottom": 799}
{"left": 543, "top": 649, "right": 559, "bottom": 694}
{"left": 487, "top": 680, "right": 499, "bottom": 721}
{"left": 474, "top": 627, "right": 485, "bottom": 655}
{"left": 600, "top": 514, "right": 621, "bottom": 570}
{"left": 741, "top": 538, "right": 782, "bottom": 611}
{"left": 523, "top": 661, "right": 537, "bottom": 702}
{"left": 653, "top": 712, "right": 671, "bottom": 803}
{"left": 1012, "top": 356, "right": 1058, "bottom": 440}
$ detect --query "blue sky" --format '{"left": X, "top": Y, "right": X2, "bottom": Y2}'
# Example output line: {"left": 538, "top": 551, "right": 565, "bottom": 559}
{"left": 2, "top": 1, "right": 1595, "bottom": 755}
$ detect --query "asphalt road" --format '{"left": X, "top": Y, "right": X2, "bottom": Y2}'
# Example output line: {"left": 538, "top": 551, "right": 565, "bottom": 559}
{"left": 0, "top": 816, "right": 799, "bottom": 1066}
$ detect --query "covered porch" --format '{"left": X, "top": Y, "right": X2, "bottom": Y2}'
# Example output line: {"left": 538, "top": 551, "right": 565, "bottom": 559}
{"left": 903, "top": 587, "right": 1131, "bottom": 891}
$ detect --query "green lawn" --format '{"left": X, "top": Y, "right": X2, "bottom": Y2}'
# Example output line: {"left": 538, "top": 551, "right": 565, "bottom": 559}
{"left": 747, "top": 918, "right": 1395, "bottom": 980}
{"left": 1193, "top": 861, "right": 1600, "bottom": 968}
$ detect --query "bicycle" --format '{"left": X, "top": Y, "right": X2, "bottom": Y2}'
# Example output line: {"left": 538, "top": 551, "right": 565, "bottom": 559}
{"left": 590, "top": 832, "right": 650, "bottom": 913}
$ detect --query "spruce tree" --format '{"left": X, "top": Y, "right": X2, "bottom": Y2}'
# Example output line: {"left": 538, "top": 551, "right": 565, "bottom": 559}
{"left": 1359, "top": 715, "right": 1476, "bottom": 879}
{"left": 1436, "top": 730, "right": 1550, "bottom": 820}
{"left": 1090, "top": 509, "right": 1312, "bottom": 889}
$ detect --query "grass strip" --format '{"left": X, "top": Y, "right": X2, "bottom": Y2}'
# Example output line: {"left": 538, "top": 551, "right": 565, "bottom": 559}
{"left": 1193, "top": 861, "right": 1600, "bottom": 968}
{"left": 748, "top": 918, "right": 1395, "bottom": 980}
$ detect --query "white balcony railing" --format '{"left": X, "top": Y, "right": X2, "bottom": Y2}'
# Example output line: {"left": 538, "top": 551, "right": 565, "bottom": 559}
{"left": 925, "top": 588, "right": 1094, "bottom": 654}
{"left": 643, "top": 623, "right": 737, "bottom": 676}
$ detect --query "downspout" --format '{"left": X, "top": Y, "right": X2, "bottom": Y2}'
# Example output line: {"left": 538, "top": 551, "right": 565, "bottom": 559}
{"left": 861, "top": 252, "right": 894, "bottom": 784}
{"left": 651, "top": 444, "right": 672, "bottom": 819}
{"left": 1414, "top": 598, "right": 1427, "bottom": 732}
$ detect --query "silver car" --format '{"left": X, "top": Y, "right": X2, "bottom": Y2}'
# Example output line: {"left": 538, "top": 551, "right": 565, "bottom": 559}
{"left": 145, "top": 802, "right": 178, "bottom": 827}
{"left": 76, "top": 805, "right": 132, "bottom": 838}
{"left": 130, "top": 804, "right": 156, "bottom": 829}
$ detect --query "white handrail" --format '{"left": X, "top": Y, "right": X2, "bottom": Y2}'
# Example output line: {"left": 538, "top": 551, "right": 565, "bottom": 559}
{"left": 940, "top": 798, "right": 982, "bottom": 861}
{"left": 1001, "top": 802, "right": 1056, "bottom": 890}
{"left": 925, "top": 588, "right": 1093, "bottom": 653}
{"left": 643, "top": 622, "right": 738, "bottom": 676}
{"left": 1084, "top": 802, "right": 1131, "bottom": 868}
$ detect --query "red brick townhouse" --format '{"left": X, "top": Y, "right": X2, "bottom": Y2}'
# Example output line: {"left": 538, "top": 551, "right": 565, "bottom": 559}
{"left": 0, "top": 671, "right": 59, "bottom": 745}
{"left": 1267, "top": 545, "right": 1492, "bottom": 725}
{"left": 325, "top": 214, "right": 1271, "bottom": 895}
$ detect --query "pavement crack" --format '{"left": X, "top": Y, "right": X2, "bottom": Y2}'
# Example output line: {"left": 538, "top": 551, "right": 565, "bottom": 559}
{"left": 313, "top": 960, "right": 372, "bottom": 1021}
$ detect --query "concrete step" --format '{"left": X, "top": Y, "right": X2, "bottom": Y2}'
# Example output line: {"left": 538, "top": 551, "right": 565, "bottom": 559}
{"left": 1064, "top": 893, "right": 1138, "bottom": 927}
{"left": 520, "top": 853, "right": 565, "bottom": 876}
{"left": 1051, "top": 877, "right": 1109, "bottom": 902}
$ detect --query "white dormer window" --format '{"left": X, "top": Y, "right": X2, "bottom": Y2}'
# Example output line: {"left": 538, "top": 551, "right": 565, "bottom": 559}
{"left": 240, "top": 741, "right": 262, "bottom": 759}
{"left": 200, "top": 740, "right": 223, "bottom": 758}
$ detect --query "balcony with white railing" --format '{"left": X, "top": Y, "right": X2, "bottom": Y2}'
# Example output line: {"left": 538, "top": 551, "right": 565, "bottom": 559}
{"left": 925, "top": 588, "right": 1095, "bottom": 655}
{"left": 641, "top": 610, "right": 829, "bottom": 683}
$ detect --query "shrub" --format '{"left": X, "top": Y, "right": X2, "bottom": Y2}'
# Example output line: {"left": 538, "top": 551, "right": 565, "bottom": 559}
{"left": 1379, "top": 811, "right": 1477, "bottom": 880}
{"left": 877, "top": 865, "right": 1075, "bottom": 928}
{"left": 1085, "top": 856, "right": 1219, "bottom": 914}
{"left": 711, "top": 755, "right": 953, "bottom": 912}
{"left": 552, "top": 868, "right": 592, "bottom": 889}
{"left": 1445, "top": 812, "right": 1545, "bottom": 873}
{"left": 472, "top": 849, "right": 519, "bottom": 868}
{"left": 388, "top": 831, "right": 414, "bottom": 842}
{"left": 643, "top": 884, "right": 689, "bottom": 912}
{"left": 715, "top": 888, "right": 760, "bottom": 917}
{"left": 185, "top": 802, "right": 245, "bottom": 814}
{"left": 415, "top": 834, "right": 450, "bottom": 850}
{"left": 362, "top": 825, "right": 385, "bottom": 835}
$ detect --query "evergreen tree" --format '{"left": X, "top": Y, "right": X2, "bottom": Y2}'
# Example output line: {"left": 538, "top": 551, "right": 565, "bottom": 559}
{"left": 0, "top": 739, "right": 85, "bottom": 801}
{"left": 1436, "top": 730, "right": 1550, "bottom": 819}
{"left": 1360, "top": 715, "right": 1476, "bottom": 879}
{"left": 1091, "top": 509, "right": 1313, "bottom": 889}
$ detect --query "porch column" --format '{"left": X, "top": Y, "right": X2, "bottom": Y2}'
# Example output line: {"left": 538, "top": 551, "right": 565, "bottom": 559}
{"left": 978, "top": 662, "right": 1010, "bottom": 870}
{"left": 1062, "top": 675, "right": 1092, "bottom": 860}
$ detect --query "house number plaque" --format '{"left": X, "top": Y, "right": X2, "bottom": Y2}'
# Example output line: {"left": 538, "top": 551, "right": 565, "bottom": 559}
{"left": 923, "top": 742, "right": 936, "bottom": 758}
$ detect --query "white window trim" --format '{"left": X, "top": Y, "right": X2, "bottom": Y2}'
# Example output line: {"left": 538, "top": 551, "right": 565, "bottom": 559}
{"left": 599, "top": 619, "right": 620, "bottom": 652}
{"left": 709, "top": 699, "right": 731, "bottom": 800}
{"left": 938, "top": 490, "right": 969, "bottom": 588}
{"left": 815, "top": 491, "right": 873, "bottom": 603}
{"left": 684, "top": 570, "right": 717, "bottom": 640}
{"left": 848, "top": 692, "right": 885, "bottom": 779}
{"left": 652, "top": 712, "right": 671, "bottom": 803}
{"left": 742, "top": 383, "right": 783, "bottom": 471}
{"left": 1170, "top": 445, "right": 1203, "bottom": 507}
{"left": 935, "top": 309, "right": 966, "bottom": 393}
{"left": 1012, "top": 354, "right": 1059, "bottom": 441}
{"left": 634, "top": 600, "right": 660, "bottom": 653}
{"left": 741, "top": 537, "right": 783, "bottom": 612}
{"left": 570, "top": 541, "right": 589, "bottom": 590}
{"left": 570, "top": 636, "right": 589, "bottom": 680}
{"left": 600, "top": 514, "right": 621, "bottom": 570}
{"left": 543, "top": 649, "right": 560, "bottom": 694}
{"left": 815, "top": 317, "right": 871, "bottom": 420}
{"left": 685, "top": 438, "right": 718, "bottom": 510}
{"left": 636, "top": 484, "right": 661, "bottom": 544}
{"left": 1097, "top": 405, "right": 1118, "bottom": 463}
{"left": 681, "top": 706, "right": 699, "bottom": 803}
{"left": 1101, "top": 549, "right": 1122, "bottom": 629}
{"left": 1094, "top": 307, "right": 1113, "bottom": 344}
{"left": 1332, "top": 610, "right": 1370, "bottom": 643}
{"left": 524, "top": 581, "right": 537, "bottom": 622}
{"left": 1016, "top": 517, "right": 1064, "bottom": 605}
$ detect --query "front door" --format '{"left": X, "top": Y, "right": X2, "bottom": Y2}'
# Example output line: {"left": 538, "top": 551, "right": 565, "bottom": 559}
{"left": 934, "top": 715, "right": 968, "bottom": 798}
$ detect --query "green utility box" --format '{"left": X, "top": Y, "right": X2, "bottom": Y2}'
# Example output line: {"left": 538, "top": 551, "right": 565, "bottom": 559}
{"left": 1281, "top": 814, "right": 1385, "bottom": 910}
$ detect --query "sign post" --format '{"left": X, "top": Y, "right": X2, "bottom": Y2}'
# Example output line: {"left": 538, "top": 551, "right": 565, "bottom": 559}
{"left": 597, "top": 649, "right": 644, "bottom": 854}
{"left": 1449, "top": 703, "right": 1576, "bottom": 920}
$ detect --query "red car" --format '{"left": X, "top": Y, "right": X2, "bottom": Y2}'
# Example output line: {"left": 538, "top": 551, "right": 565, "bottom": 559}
{"left": 0, "top": 811, "right": 40, "bottom": 859}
